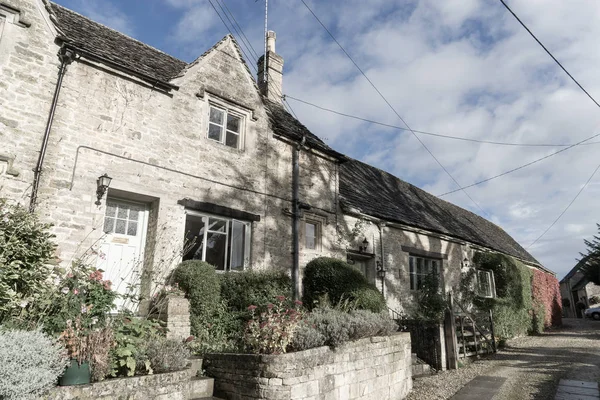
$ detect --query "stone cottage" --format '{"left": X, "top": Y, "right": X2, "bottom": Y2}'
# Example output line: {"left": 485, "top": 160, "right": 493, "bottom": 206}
{"left": 0, "top": 0, "right": 555, "bottom": 314}
{"left": 560, "top": 256, "right": 600, "bottom": 318}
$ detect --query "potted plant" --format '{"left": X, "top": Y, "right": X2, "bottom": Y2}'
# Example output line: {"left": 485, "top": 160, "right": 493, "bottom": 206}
{"left": 58, "top": 317, "right": 91, "bottom": 386}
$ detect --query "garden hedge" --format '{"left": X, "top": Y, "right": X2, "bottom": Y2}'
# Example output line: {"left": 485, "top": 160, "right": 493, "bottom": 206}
{"left": 220, "top": 270, "right": 291, "bottom": 312}
{"left": 302, "top": 257, "right": 385, "bottom": 313}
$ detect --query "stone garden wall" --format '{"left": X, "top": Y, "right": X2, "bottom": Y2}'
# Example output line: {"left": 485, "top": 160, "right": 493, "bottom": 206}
{"left": 46, "top": 358, "right": 211, "bottom": 400}
{"left": 204, "top": 333, "right": 412, "bottom": 400}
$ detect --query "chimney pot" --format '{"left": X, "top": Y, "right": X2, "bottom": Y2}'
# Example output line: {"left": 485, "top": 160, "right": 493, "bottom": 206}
{"left": 267, "top": 30, "right": 276, "bottom": 53}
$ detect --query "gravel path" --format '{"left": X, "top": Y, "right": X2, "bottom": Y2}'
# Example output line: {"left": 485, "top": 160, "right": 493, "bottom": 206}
{"left": 406, "top": 318, "right": 600, "bottom": 400}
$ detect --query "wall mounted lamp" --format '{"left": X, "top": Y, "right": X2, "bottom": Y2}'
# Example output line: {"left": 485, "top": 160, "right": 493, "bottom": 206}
{"left": 95, "top": 173, "right": 112, "bottom": 205}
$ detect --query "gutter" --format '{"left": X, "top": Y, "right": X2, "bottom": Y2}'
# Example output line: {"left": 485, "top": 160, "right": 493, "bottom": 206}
{"left": 29, "top": 46, "right": 75, "bottom": 212}
{"left": 60, "top": 42, "right": 179, "bottom": 92}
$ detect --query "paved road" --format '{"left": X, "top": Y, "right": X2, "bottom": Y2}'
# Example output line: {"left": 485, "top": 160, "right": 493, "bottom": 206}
{"left": 407, "top": 318, "right": 600, "bottom": 400}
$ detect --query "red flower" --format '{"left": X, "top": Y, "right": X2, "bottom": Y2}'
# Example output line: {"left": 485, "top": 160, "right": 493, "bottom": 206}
{"left": 276, "top": 295, "right": 286, "bottom": 302}
{"left": 267, "top": 303, "right": 274, "bottom": 309}
{"left": 294, "top": 300, "right": 303, "bottom": 306}
{"left": 248, "top": 305, "right": 258, "bottom": 311}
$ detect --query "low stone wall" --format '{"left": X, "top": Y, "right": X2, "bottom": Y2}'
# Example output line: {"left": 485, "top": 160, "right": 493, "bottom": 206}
{"left": 204, "top": 333, "right": 412, "bottom": 400}
{"left": 46, "top": 358, "right": 211, "bottom": 400}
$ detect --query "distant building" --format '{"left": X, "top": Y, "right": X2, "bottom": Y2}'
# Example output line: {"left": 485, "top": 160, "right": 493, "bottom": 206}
{"left": 560, "top": 256, "right": 600, "bottom": 318}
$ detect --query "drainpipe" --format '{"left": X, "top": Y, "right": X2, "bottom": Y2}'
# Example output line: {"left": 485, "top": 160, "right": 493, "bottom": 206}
{"left": 291, "top": 136, "right": 305, "bottom": 301}
{"left": 29, "top": 46, "right": 76, "bottom": 212}
{"left": 378, "top": 222, "right": 386, "bottom": 297}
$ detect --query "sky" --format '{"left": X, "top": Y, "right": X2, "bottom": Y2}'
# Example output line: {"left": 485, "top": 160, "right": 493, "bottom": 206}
{"left": 53, "top": 0, "right": 600, "bottom": 279}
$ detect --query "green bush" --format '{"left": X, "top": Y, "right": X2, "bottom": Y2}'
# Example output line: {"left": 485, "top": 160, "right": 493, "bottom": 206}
{"left": 220, "top": 270, "right": 291, "bottom": 312}
{"left": 409, "top": 274, "right": 447, "bottom": 322}
{"left": 302, "top": 257, "right": 385, "bottom": 313}
{"left": 0, "top": 329, "right": 68, "bottom": 399}
{"left": 171, "top": 261, "right": 242, "bottom": 354}
{"left": 0, "top": 199, "right": 57, "bottom": 323}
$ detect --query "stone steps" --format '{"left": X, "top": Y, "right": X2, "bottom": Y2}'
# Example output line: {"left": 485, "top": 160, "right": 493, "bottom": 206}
{"left": 412, "top": 353, "right": 433, "bottom": 377}
{"left": 188, "top": 376, "right": 215, "bottom": 399}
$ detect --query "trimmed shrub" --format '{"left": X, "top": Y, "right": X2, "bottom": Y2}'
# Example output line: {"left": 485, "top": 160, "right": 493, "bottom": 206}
{"left": 291, "top": 322, "right": 327, "bottom": 351}
{"left": 0, "top": 329, "right": 68, "bottom": 400}
{"left": 302, "top": 257, "right": 385, "bottom": 313}
{"left": 171, "top": 261, "right": 242, "bottom": 354}
{"left": 220, "top": 270, "right": 292, "bottom": 312}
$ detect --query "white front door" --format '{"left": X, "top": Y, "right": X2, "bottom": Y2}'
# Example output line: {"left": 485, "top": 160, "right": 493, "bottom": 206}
{"left": 97, "top": 199, "right": 149, "bottom": 312}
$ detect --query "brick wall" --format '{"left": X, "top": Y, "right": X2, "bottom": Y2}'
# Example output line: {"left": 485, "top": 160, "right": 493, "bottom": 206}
{"left": 204, "top": 333, "right": 412, "bottom": 400}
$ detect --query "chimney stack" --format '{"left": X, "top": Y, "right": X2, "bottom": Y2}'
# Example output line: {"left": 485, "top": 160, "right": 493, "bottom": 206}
{"left": 258, "top": 31, "right": 284, "bottom": 104}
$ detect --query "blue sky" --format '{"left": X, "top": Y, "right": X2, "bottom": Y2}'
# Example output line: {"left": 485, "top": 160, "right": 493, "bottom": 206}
{"left": 53, "top": 0, "right": 600, "bottom": 278}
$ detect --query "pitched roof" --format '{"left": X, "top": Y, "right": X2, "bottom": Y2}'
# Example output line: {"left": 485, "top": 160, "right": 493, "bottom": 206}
{"left": 560, "top": 254, "right": 591, "bottom": 283}
{"left": 264, "top": 100, "right": 345, "bottom": 159}
{"left": 340, "top": 159, "right": 540, "bottom": 266}
{"left": 50, "top": 2, "right": 186, "bottom": 83}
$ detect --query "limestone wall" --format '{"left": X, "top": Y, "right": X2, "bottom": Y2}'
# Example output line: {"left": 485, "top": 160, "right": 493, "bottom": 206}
{"left": 204, "top": 333, "right": 412, "bottom": 400}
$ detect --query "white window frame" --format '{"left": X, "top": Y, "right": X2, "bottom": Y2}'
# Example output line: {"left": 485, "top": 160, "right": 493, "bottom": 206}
{"left": 476, "top": 269, "right": 496, "bottom": 298}
{"left": 207, "top": 103, "right": 245, "bottom": 150}
{"left": 183, "top": 210, "right": 251, "bottom": 271}
{"left": 409, "top": 255, "right": 441, "bottom": 291}
{"left": 301, "top": 214, "right": 325, "bottom": 252}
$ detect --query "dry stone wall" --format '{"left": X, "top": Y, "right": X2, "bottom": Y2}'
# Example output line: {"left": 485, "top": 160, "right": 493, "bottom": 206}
{"left": 204, "top": 333, "right": 412, "bottom": 400}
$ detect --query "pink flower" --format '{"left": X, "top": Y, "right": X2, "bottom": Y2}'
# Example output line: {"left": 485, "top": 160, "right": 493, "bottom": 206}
{"left": 294, "top": 300, "right": 303, "bottom": 306}
{"left": 276, "top": 295, "right": 286, "bottom": 302}
{"left": 73, "top": 289, "right": 79, "bottom": 295}
{"left": 267, "top": 303, "right": 274, "bottom": 310}
{"left": 247, "top": 305, "right": 258, "bottom": 311}
{"left": 67, "top": 273, "right": 74, "bottom": 278}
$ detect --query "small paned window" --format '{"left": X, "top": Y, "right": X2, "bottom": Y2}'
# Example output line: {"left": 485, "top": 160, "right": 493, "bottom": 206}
{"left": 103, "top": 201, "right": 143, "bottom": 236}
{"left": 183, "top": 212, "right": 251, "bottom": 271}
{"left": 208, "top": 105, "right": 242, "bottom": 149}
{"left": 476, "top": 270, "right": 495, "bottom": 298}
{"left": 409, "top": 256, "right": 440, "bottom": 291}
{"left": 302, "top": 219, "right": 322, "bottom": 251}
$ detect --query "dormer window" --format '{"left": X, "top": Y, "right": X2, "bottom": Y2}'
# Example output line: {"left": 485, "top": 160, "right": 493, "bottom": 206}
{"left": 208, "top": 105, "right": 242, "bottom": 149}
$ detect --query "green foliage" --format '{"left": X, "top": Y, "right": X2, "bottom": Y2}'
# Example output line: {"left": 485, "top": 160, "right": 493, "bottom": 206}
{"left": 0, "top": 329, "right": 69, "bottom": 400}
{"left": 472, "top": 252, "right": 535, "bottom": 339}
{"left": 220, "top": 270, "right": 292, "bottom": 313}
{"left": 410, "top": 274, "right": 447, "bottom": 322}
{"left": 0, "top": 199, "right": 57, "bottom": 323}
{"left": 531, "top": 301, "right": 546, "bottom": 334}
{"left": 302, "top": 257, "right": 385, "bottom": 313}
{"left": 579, "top": 224, "right": 600, "bottom": 285}
{"left": 137, "top": 337, "right": 191, "bottom": 374}
{"left": 243, "top": 296, "right": 304, "bottom": 354}
{"left": 110, "top": 315, "right": 164, "bottom": 377}
{"left": 172, "top": 260, "right": 221, "bottom": 321}
{"left": 291, "top": 308, "right": 397, "bottom": 350}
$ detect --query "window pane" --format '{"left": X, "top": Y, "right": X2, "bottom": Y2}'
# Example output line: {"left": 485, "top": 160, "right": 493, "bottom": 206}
{"left": 117, "top": 206, "right": 128, "bottom": 219}
{"left": 409, "top": 257, "right": 415, "bottom": 290}
{"left": 105, "top": 202, "right": 117, "bottom": 217}
{"left": 230, "top": 220, "right": 246, "bottom": 271}
{"left": 208, "top": 123, "right": 222, "bottom": 141}
{"left": 183, "top": 215, "right": 205, "bottom": 261}
{"left": 129, "top": 209, "right": 139, "bottom": 221}
{"left": 208, "top": 218, "right": 227, "bottom": 232}
{"left": 210, "top": 107, "right": 224, "bottom": 124}
{"left": 103, "top": 217, "right": 115, "bottom": 233}
{"left": 305, "top": 222, "right": 316, "bottom": 249}
{"left": 206, "top": 232, "right": 227, "bottom": 270}
{"left": 225, "top": 131, "right": 239, "bottom": 148}
{"left": 127, "top": 221, "right": 138, "bottom": 236}
{"left": 115, "top": 219, "right": 126, "bottom": 234}
{"left": 227, "top": 114, "right": 240, "bottom": 132}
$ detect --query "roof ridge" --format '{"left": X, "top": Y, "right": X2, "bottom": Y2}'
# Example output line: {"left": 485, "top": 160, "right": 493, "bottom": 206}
{"left": 50, "top": 2, "right": 186, "bottom": 66}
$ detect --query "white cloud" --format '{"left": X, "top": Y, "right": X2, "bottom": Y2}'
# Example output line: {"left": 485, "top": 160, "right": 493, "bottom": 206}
{"left": 73, "top": 0, "right": 135, "bottom": 36}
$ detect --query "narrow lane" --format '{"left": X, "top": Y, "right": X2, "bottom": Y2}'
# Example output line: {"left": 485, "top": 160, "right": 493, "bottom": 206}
{"left": 407, "top": 319, "right": 600, "bottom": 400}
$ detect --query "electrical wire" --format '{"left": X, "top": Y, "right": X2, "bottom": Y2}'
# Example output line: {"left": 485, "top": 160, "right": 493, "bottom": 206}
{"left": 500, "top": 0, "right": 600, "bottom": 110}
{"left": 438, "top": 132, "right": 600, "bottom": 196}
{"left": 285, "top": 94, "right": 600, "bottom": 148}
{"left": 527, "top": 161, "right": 600, "bottom": 249}
{"left": 299, "top": 0, "right": 489, "bottom": 217}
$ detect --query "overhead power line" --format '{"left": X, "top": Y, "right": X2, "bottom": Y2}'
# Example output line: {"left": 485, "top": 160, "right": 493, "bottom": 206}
{"left": 527, "top": 160, "right": 600, "bottom": 249}
{"left": 299, "top": 0, "right": 489, "bottom": 217}
{"left": 500, "top": 0, "right": 600, "bottom": 110}
{"left": 438, "top": 132, "right": 600, "bottom": 196}
{"left": 286, "top": 95, "right": 600, "bottom": 148}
